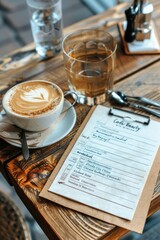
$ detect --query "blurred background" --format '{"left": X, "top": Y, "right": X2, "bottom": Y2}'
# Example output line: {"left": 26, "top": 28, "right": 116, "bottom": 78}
{"left": 0, "top": 0, "right": 121, "bottom": 57}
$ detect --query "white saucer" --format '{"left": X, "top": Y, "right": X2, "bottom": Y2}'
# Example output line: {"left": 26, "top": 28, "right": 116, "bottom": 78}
{"left": 3, "top": 100, "right": 76, "bottom": 149}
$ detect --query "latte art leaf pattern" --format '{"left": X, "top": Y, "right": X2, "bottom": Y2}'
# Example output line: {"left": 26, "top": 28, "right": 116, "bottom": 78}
{"left": 22, "top": 88, "right": 49, "bottom": 103}
{"left": 8, "top": 82, "right": 62, "bottom": 116}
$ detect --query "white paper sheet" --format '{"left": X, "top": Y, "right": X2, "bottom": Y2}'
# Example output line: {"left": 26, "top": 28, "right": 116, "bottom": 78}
{"left": 48, "top": 106, "right": 160, "bottom": 220}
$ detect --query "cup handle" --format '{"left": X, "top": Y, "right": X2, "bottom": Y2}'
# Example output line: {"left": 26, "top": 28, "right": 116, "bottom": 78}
{"left": 62, "top": 91, "right": 78, "bottom": 113}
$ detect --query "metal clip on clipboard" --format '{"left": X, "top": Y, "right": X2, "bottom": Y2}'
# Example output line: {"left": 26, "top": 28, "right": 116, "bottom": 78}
{"left": 109, "top": 107, "right": 150, "bottom": 125}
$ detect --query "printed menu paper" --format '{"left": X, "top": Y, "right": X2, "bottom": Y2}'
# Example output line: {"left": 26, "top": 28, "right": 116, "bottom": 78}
{"left": 40, "top": 106, "right": 160, "bottom": 232}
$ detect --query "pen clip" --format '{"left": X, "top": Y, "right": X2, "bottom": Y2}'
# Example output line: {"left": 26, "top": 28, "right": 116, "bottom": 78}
{"left": 108, "top": 107, "right": 150, "bottom": 125}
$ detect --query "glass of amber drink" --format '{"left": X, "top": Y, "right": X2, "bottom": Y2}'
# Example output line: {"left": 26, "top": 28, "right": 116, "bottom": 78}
{"left": 62, "top": 29, "right": 117, "bottom": 106}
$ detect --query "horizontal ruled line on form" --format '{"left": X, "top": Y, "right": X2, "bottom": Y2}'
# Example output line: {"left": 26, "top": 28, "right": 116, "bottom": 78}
{"left": 63, "top": 183, "right": 135, "bottom": 209}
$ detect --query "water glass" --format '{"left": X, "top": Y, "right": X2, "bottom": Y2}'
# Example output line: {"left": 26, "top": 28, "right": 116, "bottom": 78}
{"left": 26, "top": 0, "right": 63, "bottom": 58}
{"left": 62, "top": 29, "right": 117, "bottom": 106}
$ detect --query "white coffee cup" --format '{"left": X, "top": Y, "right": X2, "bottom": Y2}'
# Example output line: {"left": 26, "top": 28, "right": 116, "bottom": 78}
{"left": 2, "top": 80, "right": 74, "bottom": 132}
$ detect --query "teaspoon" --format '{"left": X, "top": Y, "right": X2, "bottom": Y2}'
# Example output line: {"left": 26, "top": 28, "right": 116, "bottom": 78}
{"left": 109, "top": 91, "right": 160, "bottom": 118}
{"left": 115, "top": 91, "right": 160, "bottom": 108}
{"left": 19, "top": 129, "right": 30, "bottom": 161}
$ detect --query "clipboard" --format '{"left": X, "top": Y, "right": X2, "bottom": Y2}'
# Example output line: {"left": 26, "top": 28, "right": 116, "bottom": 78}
{"left": 40, "top": 106, "right": 160, "bottom": 233}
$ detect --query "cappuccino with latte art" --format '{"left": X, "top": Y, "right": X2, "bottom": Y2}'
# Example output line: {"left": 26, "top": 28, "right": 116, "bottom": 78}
{"left": 8, "top": 81, "right": 62, "bottom": 116}
{"left": 3, "top": 80, "right": 64, "bottom": 131}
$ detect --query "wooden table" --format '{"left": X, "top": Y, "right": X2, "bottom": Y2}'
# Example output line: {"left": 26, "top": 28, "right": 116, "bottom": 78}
{"left": 0, "top": 1, "right": 160, "bottom": 239}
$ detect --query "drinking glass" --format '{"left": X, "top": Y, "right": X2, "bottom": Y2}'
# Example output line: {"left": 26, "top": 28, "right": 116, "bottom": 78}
{"left": 26, "top": 0, "right": 63, "bottom": 58}
{"left": 62, "top": 29, "right": 117, "bottom": 106}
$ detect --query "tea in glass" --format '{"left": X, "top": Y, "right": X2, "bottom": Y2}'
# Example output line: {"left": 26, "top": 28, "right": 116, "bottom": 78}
{"left": 62, "top": 29, "right": 117, "bottom": 105}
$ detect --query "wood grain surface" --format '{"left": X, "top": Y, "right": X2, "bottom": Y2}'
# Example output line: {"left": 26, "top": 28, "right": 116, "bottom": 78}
{"left": 0, "top": 1, "right": 160, "bottom": 239}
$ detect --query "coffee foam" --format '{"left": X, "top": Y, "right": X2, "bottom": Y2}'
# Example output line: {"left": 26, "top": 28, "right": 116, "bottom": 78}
{"left": 8, "top": 82, "right": 62, "bottom": 116}
{"left": 21, "top": 87, "right": 49, "bottom": 103}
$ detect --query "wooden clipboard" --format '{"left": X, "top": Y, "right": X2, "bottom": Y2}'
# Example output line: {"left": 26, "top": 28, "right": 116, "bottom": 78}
{"left": 40, "top": 106, "right": 160, "bottom": 233}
